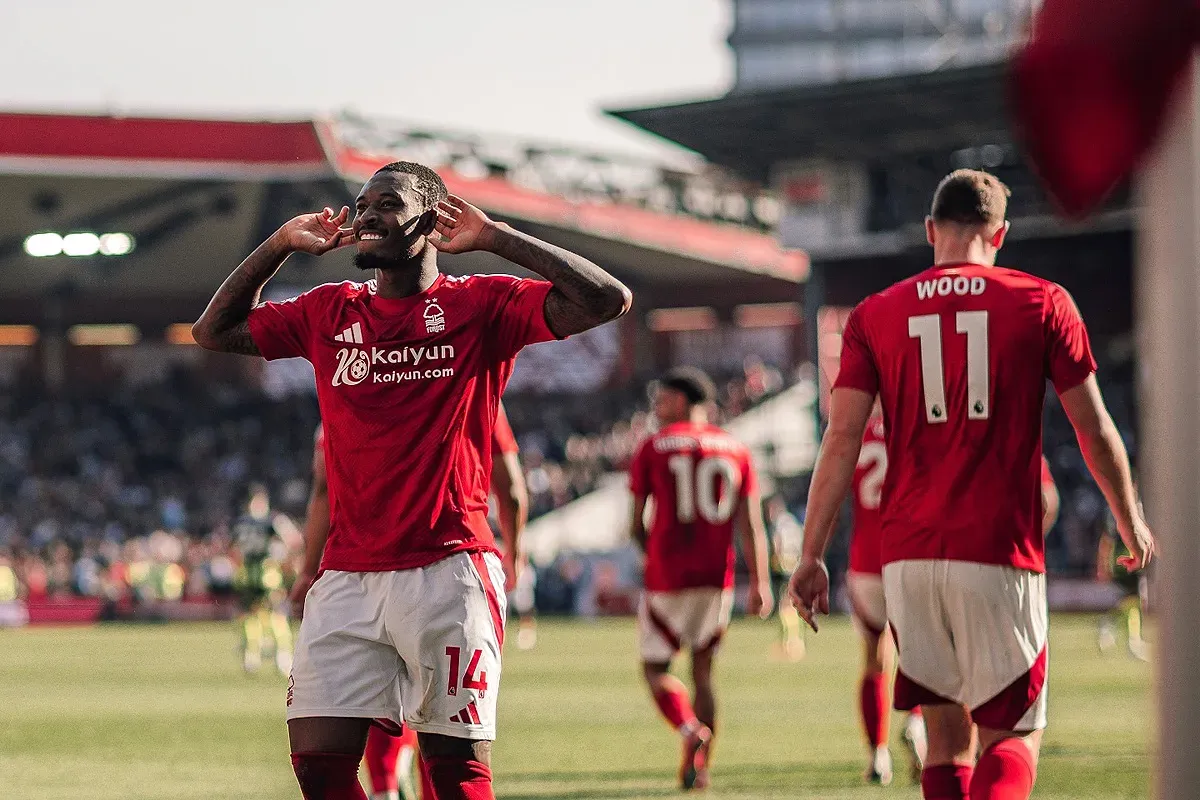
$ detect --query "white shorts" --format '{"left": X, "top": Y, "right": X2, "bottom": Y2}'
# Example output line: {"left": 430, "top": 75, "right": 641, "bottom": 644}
{"left": 638, "top": 588, "right": 733, "bottom": 663}
{"left": 846, "top": 571, "right": 887, "bottom": 637}
{"left": 883, "top": 560, "right": 1049, "bottom": 732}
{"left": 287, "top": 552, "right": 507, "bottom": 740}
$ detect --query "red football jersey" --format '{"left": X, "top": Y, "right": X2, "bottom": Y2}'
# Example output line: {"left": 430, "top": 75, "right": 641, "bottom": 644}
{"left": 492, "top": 402, "right": 519, "bottom": 456}
{"left": 629, "top": 421, "right": 757, "bottom": 591}
{"left": 250, "top": 273, "right": 559, "bottom": 572}
{"left": 835, "top": 264, "right": 1096, "bottom": 572}
{"left": 849, "top": 416, "right": 887, "bottom": 576}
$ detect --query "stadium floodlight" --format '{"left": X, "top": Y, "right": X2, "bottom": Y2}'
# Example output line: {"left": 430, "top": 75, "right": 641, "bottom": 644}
{"left": 98, "top": 233, "right": 135, "bottom": 256}
{"left": 23, "top": 232, "right": 63, "bottom": 257}
{"left": 61, "top": 233, "right": 101, "bottom": 257}
{"left": 25, "top": 231, "right": 135, "bottom": 257}
{"left": 646, "top": 306, "right": 718, "bottom": 332}
{"left": 67, "top": 324, "right": 140, "bottom": 346}
{"left": 734, "top": 302, "right": 803, "bottom": 329}
{"left": 164, "top": 324, "right": 196, "bottom": 345}
{"left": 0, "top": 325, "right": 39, "bottom": 346}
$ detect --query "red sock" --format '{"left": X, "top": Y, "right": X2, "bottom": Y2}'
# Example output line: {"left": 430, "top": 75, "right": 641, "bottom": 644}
{"left": 365, "top": 727, "right": 404, "bottom": 793}
{"left": 651, "top": 675, "right": 698, "bottom": 731}
{"left": 291, "top": 752, "right": 369, "bottom": 800}
{"left": 423, "top": 756, "right": 494, "bottom": 800}
{"left": 970, "top": 740, "right": 1036, "bottom": 799}
{"left": 859, "top": 673, "right": 889, "bottom": 748}
{"left": 921, "top": 764, "right": 973, "bottom": 800}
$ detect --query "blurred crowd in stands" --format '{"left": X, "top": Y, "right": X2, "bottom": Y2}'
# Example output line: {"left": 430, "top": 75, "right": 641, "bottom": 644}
{"left": 0, "top": 354, "right": 1135, "bottom": 607}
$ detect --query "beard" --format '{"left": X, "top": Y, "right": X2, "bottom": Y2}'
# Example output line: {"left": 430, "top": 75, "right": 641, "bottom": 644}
{"left": 354, "top": 250, "right": 405, "bottom": 271}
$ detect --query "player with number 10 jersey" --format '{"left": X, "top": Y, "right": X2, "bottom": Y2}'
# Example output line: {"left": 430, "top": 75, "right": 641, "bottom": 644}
{"left": 629, "top": 367, "right": 772, "bottom": 792}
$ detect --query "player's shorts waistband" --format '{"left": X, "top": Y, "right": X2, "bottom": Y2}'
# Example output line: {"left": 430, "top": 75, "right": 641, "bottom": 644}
{"left": 319, "top": 544, "right": 499, "bottom": 574}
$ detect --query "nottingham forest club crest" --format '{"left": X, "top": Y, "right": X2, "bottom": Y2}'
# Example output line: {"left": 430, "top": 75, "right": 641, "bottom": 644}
{"left": 424, "top": 298, "right": 445, "bottom": 333}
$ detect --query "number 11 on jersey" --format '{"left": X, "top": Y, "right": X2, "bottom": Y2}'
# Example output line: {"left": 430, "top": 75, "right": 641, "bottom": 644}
{"left": 908, "top": 311, "right": 990, "bottom": 424}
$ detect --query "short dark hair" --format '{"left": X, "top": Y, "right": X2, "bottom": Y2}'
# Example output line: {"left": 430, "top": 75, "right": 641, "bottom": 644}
{"left": 375, "top": 161, "right": 448, "bottom": 210}
{"left": 930, "top": 169, "right": 1010, "bottom": 226}
{"left": 659, "top": 366, "right": 717, "bottom": 406}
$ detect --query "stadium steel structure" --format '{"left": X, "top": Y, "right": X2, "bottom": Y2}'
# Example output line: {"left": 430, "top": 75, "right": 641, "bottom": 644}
{"left": 0, "top": 112, "right": 806, "bottom": 385}
{"left": 609, "top": 61, "right": 1136, "bottom": 410}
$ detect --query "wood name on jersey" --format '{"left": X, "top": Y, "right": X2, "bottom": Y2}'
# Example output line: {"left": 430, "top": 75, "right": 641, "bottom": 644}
{"left": 916, "top": 275, "right": 987, "bottom": 301}
{"left": 653, "top": 434, "right": 743, "bottom": 454}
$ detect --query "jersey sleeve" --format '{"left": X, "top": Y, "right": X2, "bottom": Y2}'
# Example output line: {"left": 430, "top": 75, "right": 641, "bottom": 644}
{"left": 248, "top": 284, "right": 331, "bottom": 362}
{"left": 1043, "top": 283, "right": 1097, "bottom": 393}
{"left": 629, "top": 438, "right": 652, "bottom": 497}
{"left": 486, "top": 275, "right": 563, "bottom": 359}
{"left": 833, "top": 303, "right": 880, "bottom": 395}
{"left": 492, "top": 404, "right": 519, "bottom": 455}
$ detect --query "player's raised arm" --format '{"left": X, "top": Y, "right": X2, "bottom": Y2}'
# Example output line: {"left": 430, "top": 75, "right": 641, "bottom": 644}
{"left": 1059, "top": 376, "right": 1154, "bottom": 569}
{"left": 432, "top": 196, "right": 631, "bottom": 337}
{"left": 735, "top": 486, "right": 774, "bottom": 619}
{"left": 789, "top": 387, "right": 875, "bottom": 631}
{"left": 290, "top": 428, "right": 330, "bottom": 618}
{"left": 192, "top": 207, "right": 354, "bottom": 354}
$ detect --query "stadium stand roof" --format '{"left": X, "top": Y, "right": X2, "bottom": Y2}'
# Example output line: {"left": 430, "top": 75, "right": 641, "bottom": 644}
{"left": 0, "top": 113, "right": 333, "bottom": 180}
{"left": 0, "top": 112, "right": 805, "bottom": 314}
{"left": 607, "top": 63, "right": 1013, "bottom": 183}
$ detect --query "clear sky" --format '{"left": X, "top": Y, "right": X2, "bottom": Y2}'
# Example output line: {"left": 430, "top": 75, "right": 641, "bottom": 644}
{"left": 1, "top": 0, "right": 732, "bottom": 160}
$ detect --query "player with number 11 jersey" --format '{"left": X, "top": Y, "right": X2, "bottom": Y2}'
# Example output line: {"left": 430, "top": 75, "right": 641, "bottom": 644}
{"left": 790, "top": 169, "right": 1153, "bottom": 800}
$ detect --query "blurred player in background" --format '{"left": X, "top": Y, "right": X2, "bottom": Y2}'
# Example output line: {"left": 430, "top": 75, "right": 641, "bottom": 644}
{"left": 193, "top": 160, "right": 630, "bottom": 800}
{"left": 490, "top": 404, "right": 537, "bottom": 650}
{"left": 1096, "top": 508, "right": 1149, "bottom": 661}
{"left": 791, "top": 170, "right": 1153, "bottom": 800}
{"left": 1039, "top": 458, "right": 1059, "bottom": 537}
{"left": 765, "top": 494, "right": 805, "bottom": 661}
{"left": 629, "top": 367, "right": 773, "bottom": 792}
{"left": 848, "top": 410, "right": 1057, "bottom": 786}
{"left": 846, "top": 410, "right": 926, "bottom": 785}
{"left": 233, "top": 483, "right": 294, "bottom": 675}
{"left": 293, "top": 408, "right": 530, "bottom": 800}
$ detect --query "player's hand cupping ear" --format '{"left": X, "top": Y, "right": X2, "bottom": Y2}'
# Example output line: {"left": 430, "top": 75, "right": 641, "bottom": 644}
{"left": 431, "top": 195, "right": 496, "bottom": 254}
{"left": 274, "top": 206, "right": 355, "bottom": 255}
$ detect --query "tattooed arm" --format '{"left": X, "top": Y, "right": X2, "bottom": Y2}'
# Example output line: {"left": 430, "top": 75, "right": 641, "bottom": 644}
{"left": 432, "top": 196, "right": 632, "bottom": 337}
{"left": 488, "top": 225, "right": 632, "bottom": 337}
{"left": 192, "top": 207, "right": 353, "bottom": 354}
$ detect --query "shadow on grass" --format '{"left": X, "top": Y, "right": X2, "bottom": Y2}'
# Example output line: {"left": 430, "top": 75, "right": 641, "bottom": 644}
{"left": 498, "top": 760, "right": 868, "bottom": 799}
{"left": 499, "top": 790, "right": 676, "bottom": 800}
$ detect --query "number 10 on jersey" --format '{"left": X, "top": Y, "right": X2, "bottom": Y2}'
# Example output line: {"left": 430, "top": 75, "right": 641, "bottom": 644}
{"left": 667, "top": 454, "right": 740, "bottom": 525}
{"left": 908, "top": 311, "right": 989, "bottom": 424}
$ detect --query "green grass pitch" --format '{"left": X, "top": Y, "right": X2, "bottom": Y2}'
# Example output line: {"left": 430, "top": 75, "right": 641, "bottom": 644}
{"left": 0, "top": 615, "right": 1152, "bottom": 799}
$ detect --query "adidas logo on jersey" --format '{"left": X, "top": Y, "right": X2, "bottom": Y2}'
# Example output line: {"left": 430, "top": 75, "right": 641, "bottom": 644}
{"left": 333, "top": 322, "right": 364, "bottom": 344}
{"left": 450, "top": 701, "right": 481, "bottom": 725}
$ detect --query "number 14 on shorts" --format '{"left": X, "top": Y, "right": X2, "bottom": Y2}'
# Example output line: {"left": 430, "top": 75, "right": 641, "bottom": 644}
{"left": 446, "top": 646, "right": 489, "bottom": 698}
